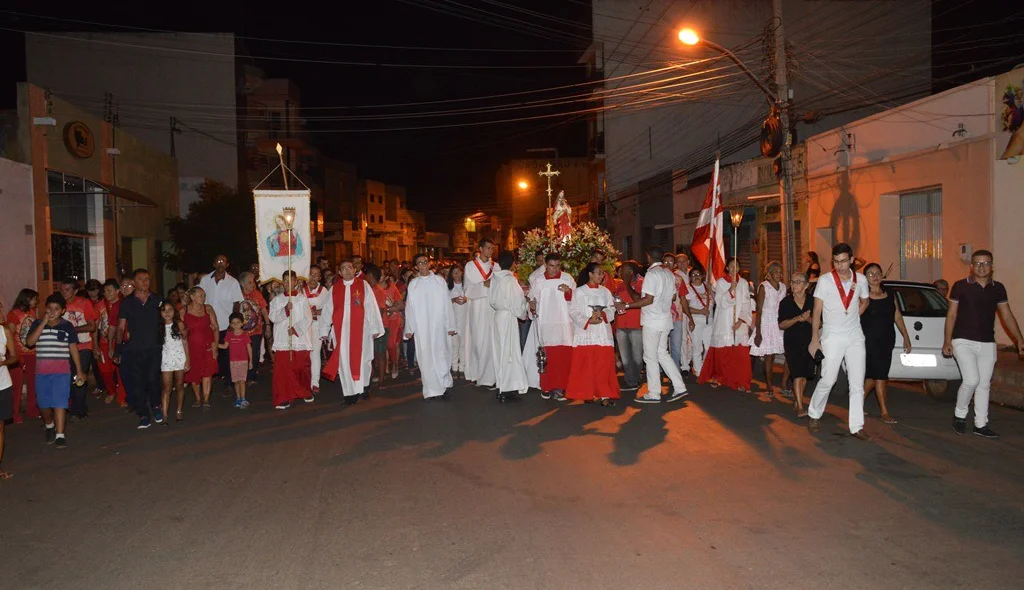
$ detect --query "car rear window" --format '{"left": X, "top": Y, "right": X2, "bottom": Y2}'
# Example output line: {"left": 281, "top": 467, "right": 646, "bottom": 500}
{"left": 889, "top": 285, "right": 948, "bottom": 318}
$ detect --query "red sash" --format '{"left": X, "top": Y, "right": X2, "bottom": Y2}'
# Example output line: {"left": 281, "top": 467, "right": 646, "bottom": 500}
{"left": 323, "top": 279, "right": 366, "bottom": 381}
{"left": 724, "top": 274, "right": 736, "bottom": 299}
{"left": 831, "top": 269, "right": 856, "bottom": 311}
{"left": 473, "top": 258, "right": 493, "bottom": 280}
{"left": 304, "top": 284, "right": 323, "bottom": 299}
{"left": 692, "top": 285, "right": 708, "bottom": 309}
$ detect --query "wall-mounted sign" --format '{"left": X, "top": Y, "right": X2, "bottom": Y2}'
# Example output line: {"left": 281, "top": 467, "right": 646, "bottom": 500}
{"left": 62, "top": 121, "right": 95, "bottom": 159}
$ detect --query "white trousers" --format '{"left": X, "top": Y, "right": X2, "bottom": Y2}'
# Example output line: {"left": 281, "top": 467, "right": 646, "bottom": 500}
{"left": 808, "top": 332, "right": 866, "bottom": 434}
{"left": 450, "top": 333, "right": 464, "bottom": 373}
{"left": 642, "top": 325, "right": 686, "bottom": 397}
{"left": 952, "top": 338, "right": 997, "bottom": 427}
{"left": 310, "top": 337, "right": 323, "bottom": 389}
{"left": 689, "top": 316, "right": 710, "bottom": 377}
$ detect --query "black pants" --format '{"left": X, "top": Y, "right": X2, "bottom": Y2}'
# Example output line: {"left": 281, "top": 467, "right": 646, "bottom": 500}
{"left": 70, "top": 349, "right": 93, "bottom": 417}
{"left": 217, "top": 330, "right": 231, "bottom": 385}
{"left": 122, "top": 348, "right": 162, "bottom": 418}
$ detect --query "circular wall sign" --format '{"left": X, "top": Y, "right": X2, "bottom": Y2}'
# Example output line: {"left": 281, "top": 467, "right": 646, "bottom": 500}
{"left": 63, "top": 121, "right": 95, "bottom": 159}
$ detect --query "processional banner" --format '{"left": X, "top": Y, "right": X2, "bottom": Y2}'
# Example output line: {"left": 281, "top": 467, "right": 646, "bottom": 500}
{"left": 254, "top": 189, "right": 311, "bottom": 285}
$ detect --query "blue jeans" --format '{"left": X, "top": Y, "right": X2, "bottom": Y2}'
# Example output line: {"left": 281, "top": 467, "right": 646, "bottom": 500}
{"left": 669, "top": 320, "right": 684, "bottom": 370}
{"left": 615, "top": 328, "right": 644, "bottom": 387}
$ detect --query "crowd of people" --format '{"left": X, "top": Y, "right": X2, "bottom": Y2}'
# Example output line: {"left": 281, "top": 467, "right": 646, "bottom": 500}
{"left": 1, "top": 241, "right": 1022, "bottom": 480}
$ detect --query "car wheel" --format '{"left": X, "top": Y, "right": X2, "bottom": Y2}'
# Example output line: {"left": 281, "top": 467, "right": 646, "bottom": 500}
{"left": 923, "top": 379, "right": 959, "bottom": 402}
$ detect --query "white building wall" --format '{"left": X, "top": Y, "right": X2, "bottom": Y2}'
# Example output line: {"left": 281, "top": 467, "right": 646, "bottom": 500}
{"left": 594, "top": 0, "right": 931, "bottom": 252}
{"left": 0, "top": 158, "right": 36, "bottom": 307}
{"left": 25, "top": 32, "right": 239, "bottom": 190}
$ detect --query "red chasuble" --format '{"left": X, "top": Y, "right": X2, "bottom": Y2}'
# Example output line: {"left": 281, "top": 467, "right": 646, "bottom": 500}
{"left": 323, "top": 279, "right": 367, "bottom": 381}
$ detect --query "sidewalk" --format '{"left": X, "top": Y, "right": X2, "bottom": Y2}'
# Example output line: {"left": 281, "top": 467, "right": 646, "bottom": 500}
{"left": 993, "top": 350, "right": 1024, "bottom": 409}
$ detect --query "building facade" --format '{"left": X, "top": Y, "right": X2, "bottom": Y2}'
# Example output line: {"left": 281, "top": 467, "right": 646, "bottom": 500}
{"left": 24, "top": 32, "right": 241, "bottom": 215}
{"left": 586, "top": 0, "right": 931, "bottom": 261}
{"left": 0, "top": 84, "right": 179, "bottom": 296}
{"left": 804, "top": 70, "right": 1024, "bottom": 345}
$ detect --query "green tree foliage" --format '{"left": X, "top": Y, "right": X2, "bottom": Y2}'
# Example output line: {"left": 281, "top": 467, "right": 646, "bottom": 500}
{"left": 162, "top": 181, "right": 256, "bottom": 273}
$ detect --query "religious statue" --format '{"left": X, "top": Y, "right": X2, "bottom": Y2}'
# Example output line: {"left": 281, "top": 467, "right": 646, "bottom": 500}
{"left": 553, "top": 190, "right": 572, "bottom": 240}
{"left": 266, "top": 212, "right": 304, "bottom": 258}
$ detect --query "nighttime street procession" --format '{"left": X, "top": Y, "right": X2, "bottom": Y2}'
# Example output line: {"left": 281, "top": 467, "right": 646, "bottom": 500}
{"left": 2, "top": 1, "right": 1024, "bottom": 588}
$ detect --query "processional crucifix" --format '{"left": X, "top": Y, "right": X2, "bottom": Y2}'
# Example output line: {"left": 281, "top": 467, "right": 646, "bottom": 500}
{"left": 538, "top": 162, "right": 560, "bottom": 210}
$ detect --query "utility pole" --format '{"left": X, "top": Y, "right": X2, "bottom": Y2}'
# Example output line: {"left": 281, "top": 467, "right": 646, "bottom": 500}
{"left": 774, "top": 0, "right": 798, "bottom": 277}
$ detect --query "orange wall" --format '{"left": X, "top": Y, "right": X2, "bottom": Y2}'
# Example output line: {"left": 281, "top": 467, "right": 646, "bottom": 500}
{"left": 805, "top": 137, "right": 993, "bottom": 287}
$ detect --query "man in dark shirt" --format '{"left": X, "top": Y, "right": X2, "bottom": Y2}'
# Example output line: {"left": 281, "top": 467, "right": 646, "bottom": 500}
{"left": 114, "top": 268, "right": 164, "bottom": 429}
{"left": 942, "top": 250, "right": 1024, "bottom": 439}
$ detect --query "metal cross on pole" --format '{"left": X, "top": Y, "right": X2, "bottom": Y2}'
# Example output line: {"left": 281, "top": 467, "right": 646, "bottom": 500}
{"left": 537, "top": 162, "right": 561, "bottom": 210}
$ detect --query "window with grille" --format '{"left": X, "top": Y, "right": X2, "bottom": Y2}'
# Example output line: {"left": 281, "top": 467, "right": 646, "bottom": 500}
{"left": 899, "top": 189, "right": 942, "bottom": 282}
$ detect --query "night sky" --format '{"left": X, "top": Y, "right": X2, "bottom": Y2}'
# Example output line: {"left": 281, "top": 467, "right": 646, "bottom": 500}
{"left": 0, "top": 1, "right": 1018, "bottom": 229}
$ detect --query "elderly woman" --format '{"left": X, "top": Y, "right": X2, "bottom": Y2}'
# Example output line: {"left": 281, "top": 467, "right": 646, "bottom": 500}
{"left": 750, "top": 261, "right": 788, "bottom": 395}
{"left": 778, "top": 272, "right": 815, "bottom": 416}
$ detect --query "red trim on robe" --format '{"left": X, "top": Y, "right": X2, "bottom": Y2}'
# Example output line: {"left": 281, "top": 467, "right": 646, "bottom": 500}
{"left": 323, "top": 280, "right": 366, "bottom": 381}
{"left": 566, "top": 346, "right": 620, "bottom": 401}
{"left": 697, "top": 345, "right": 752, "bottom": 390}
{"left": 540, "top": 345, "right": 573, "bottom": 391}
{"left": 273, "top": 350, "right": 311, "bottom": 404}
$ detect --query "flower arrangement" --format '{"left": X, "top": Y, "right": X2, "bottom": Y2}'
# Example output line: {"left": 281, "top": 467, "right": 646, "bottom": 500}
{"left": 515, "top": 222, "right": 620, "bottom": 283}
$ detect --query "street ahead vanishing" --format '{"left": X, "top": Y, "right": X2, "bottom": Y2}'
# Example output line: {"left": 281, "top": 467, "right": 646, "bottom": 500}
{"left": 3, "top": 372, "right": 1024, "bottom": 589}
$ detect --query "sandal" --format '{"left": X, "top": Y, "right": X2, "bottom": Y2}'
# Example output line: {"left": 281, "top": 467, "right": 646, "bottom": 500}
{"left": 599, "top": 398, "right": 616, "bottom": 407}
{"left": 0, "top": 470, "right": 13, "bottom": 480}
{"left": 881, "top": 414, "right": 898, "bottom": 425}
{"left": 176, "top": 411, "right": 184, "bottom": 423}
{"left": 202, "top": 403, "right": 211, "bottom": 410}
{"left": 192, "top": 401, "right": 202, "bottom": 409}
{"left": 104, "top": 394, "right": 114, "bottom": 404}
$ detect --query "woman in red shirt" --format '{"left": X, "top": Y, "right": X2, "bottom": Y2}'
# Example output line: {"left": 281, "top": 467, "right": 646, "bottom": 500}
{"left": 5, "top": 288, "right": 39, "bottom": 423}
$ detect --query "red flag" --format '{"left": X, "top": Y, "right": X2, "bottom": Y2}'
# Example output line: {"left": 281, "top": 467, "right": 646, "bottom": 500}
{"left": 690, "top": 158, "right": 725, "bottom": 283}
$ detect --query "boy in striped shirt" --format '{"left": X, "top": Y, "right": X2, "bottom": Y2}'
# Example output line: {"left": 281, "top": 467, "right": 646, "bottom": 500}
{"left": 26, "top": 294, "right": 86, "bottom": 448}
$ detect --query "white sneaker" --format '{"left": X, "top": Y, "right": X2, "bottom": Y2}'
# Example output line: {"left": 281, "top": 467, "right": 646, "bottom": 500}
{"left": 634, "top": 394, "right": 662, "bottom": 404}
{"left": 666, "top": 390, "right": 689, "bottom": 403}
{"left": 391, "top": 369, "right": 398, "bottom": 379}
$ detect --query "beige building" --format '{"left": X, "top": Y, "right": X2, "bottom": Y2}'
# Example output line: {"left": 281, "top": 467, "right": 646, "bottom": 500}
{"left": 0, "top": 84, "right": 178, "bottom": 296}
{"left": 804, "top": 70, "right": 1024, "bottom": 345}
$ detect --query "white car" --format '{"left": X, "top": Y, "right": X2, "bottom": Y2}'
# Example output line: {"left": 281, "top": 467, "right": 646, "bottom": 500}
{"left": 831, "top": 280, "right": 961, "bottom": 401}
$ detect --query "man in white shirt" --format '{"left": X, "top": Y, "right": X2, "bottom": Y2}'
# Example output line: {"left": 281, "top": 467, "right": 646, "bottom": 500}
{"left": 463, "top": 239, "right": 498, "bottom": 388}
{"left": 198, "top": 254, "right": 243, "bottom": 391}
{"left": 615, "top": 246, "right": 687, "bottom": 403}
{"left": 490, "top": 251, "right": 530, "bottom": 402}
{"left": 404, "top": 254, "right": 456, "bottom": 401}
{"left": 304, "top": 266, "right": 332, "bottom": 394}
{"left": 807, "top": 243, "right": 871, "bottom": 438}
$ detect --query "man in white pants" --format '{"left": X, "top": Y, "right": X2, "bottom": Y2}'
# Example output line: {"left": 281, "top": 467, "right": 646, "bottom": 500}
{"left": 807, "top": 243, "right": 870, "bottom": 438}
{"left": 616, "top": 245, "right": 687, "bottom": 403}
{"left": 942, "top": 249, "right": 1024, "bottom": 439}
{"left": 304, "top": 266, "right": 332, "bottom": 394}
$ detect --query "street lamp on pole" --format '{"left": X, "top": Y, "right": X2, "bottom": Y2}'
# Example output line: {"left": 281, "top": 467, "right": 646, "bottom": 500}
{"left": 679, "top": 26, "right": 797, "bottom": 278}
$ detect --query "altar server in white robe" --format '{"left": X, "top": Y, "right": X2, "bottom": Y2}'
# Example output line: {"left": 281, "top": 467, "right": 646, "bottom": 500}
{"left": 404, "top": 254, "right": 456, "bottom": 401}
{"left": 698, "top": 257, "right": 753, "bottom": 391}
{"left": 323, "top": 260, "right": 385, "bottom": 405}
{"left": 304, "top": 265, "right": 332, "bottom": 394}
{"left": 463, "top": 239, "right": 498, "bottom": 388}
{"left": 528, "top": 252, "right": 575, "bottom": 401}
{"left": 489, "top": 251, "right": 530, "bottom": 401}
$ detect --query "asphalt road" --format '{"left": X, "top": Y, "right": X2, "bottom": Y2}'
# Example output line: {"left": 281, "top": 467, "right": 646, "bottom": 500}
{"left": 3, "top": 369, "right": 1024, "bottom": 589}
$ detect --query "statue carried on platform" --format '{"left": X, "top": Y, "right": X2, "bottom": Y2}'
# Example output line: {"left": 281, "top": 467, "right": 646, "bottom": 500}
{"left": 553, "top": 190, "right": 572, "bottom": 240}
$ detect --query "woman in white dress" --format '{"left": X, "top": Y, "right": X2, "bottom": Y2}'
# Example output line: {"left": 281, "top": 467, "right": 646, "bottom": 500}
{"left": 697, "top": 257, "right": 753, "bottom": 391}
{"left": 749, "top": 261, "right": 789, "bottom": 394}
{"left": 448, "top": 265, "right": 469, "bottom": 379}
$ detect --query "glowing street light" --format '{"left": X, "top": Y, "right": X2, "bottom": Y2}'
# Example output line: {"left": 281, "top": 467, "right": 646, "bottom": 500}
{"left": 517, "top": 180, "right": 530, "bottom": 190}
{"left": 678, "top": 28, "right": 700, "bottom": 46}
